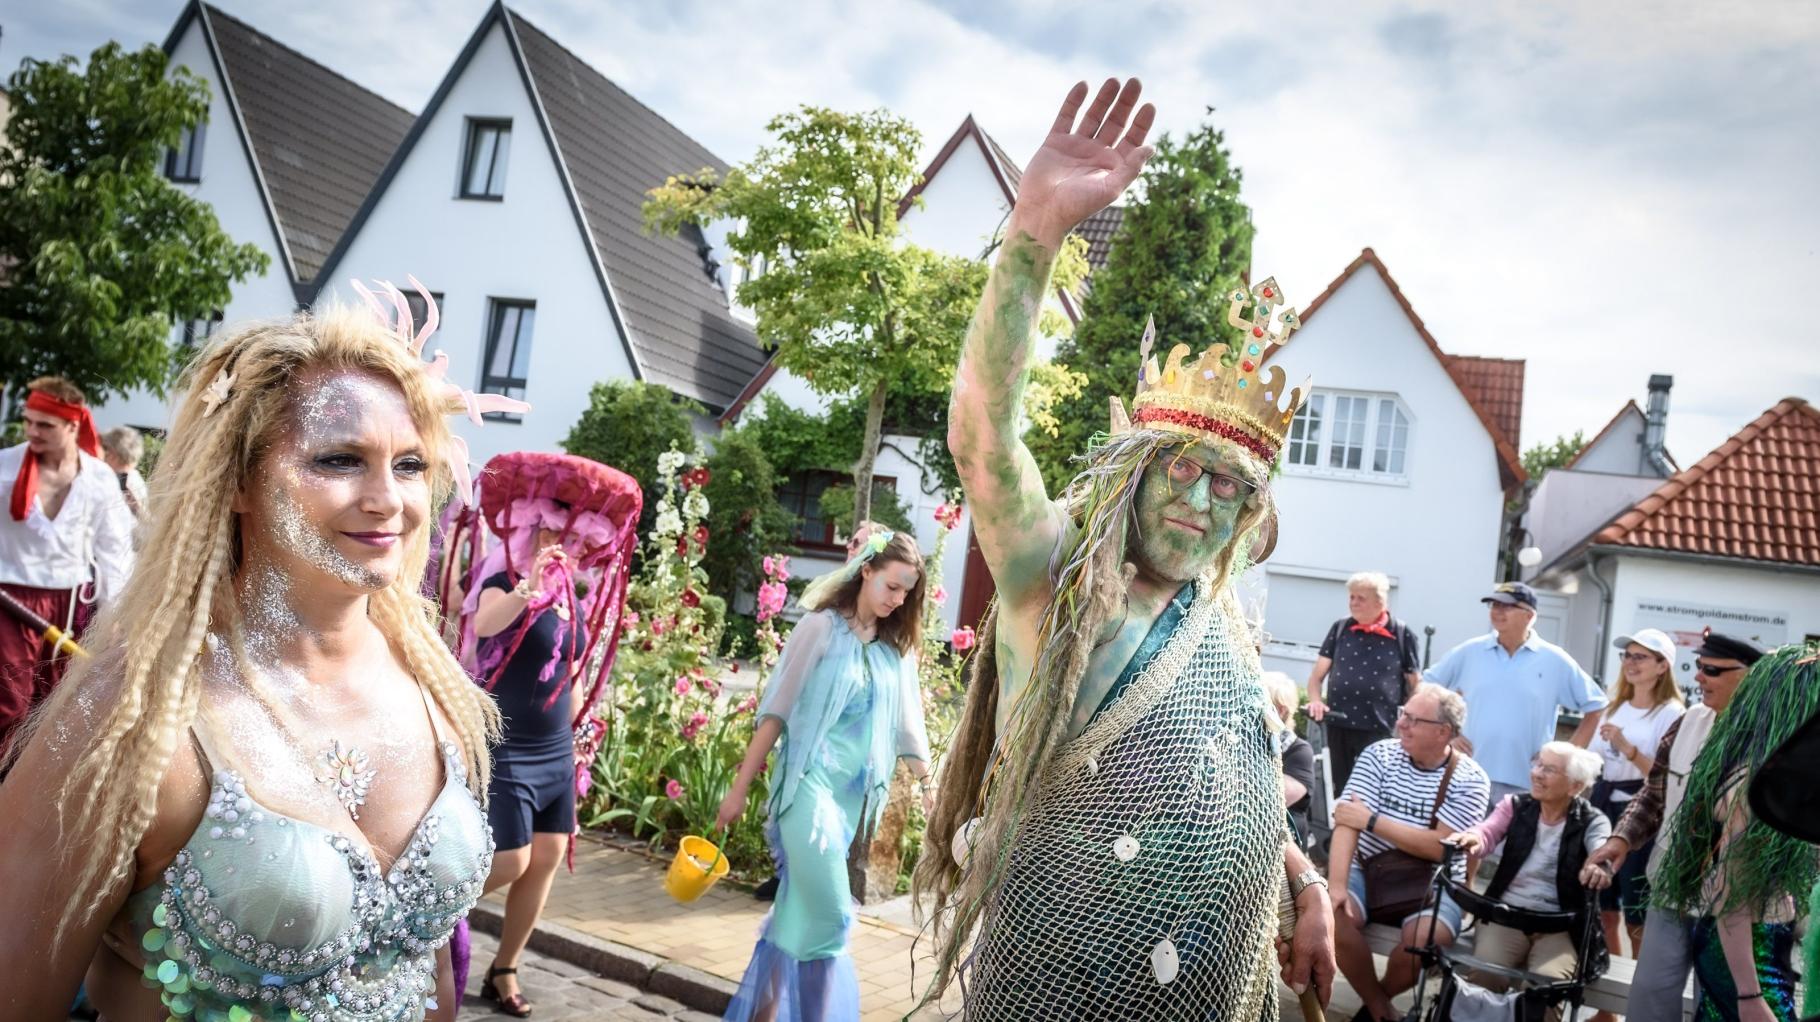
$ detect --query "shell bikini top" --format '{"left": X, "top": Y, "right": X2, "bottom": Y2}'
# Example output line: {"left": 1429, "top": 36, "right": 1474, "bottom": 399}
{"left": 125, "top": 687, "right": 493, "bottom": 1022}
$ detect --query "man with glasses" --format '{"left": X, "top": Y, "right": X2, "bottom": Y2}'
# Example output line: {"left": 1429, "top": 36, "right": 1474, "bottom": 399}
{"left": 1426, "top": 581, "right": 1608, "bottom": 808}
{"left": 1579, "top": 631, "right": 1764, "bottom": 1021}
{"left": 1328, "top": 684, "right": 1490, "bottom": 1022}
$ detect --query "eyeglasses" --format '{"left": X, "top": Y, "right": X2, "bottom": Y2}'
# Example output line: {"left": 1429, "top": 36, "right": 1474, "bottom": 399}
{"left": 1619, "top": 652, "right": 1660, "bottom": 664}
{"left": 1162, "top": 453, "right": 1256, "bottom": 503}
{"left": 1695, "top": 661, "right": 1745, "bottom": 678}
{"left": 1529, "top": 757, "right": 1565, "bottom": 778}
{"left": 1396, "top": 707, "right": 1448, "bottom": 729}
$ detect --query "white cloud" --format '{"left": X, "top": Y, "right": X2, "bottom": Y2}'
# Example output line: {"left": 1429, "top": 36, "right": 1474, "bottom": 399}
{"left": 7, "top": 0, "right": 1814, "bottom": 462}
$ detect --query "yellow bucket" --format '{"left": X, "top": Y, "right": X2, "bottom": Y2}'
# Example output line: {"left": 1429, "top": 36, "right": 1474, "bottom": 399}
{"left": 664, "top": 834, "right": 730, "bottom": 903}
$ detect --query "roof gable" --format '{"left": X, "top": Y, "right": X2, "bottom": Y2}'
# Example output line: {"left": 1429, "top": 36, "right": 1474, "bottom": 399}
{"left": 1291, "top": 248, "right": 1527, "bottom": 489}
{"left": 171, "top": 4, "right": 414, "bottom": 292}
{"left": 1593, "top": 398, "right": 1820, "bottom": 566}
{"left": 1565, "top": 400, "right": 1643, "bottom": 471}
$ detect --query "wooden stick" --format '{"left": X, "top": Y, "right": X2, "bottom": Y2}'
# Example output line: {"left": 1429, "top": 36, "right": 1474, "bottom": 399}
{"left": 0, "top": 588, "right": 87, "bottom": 659}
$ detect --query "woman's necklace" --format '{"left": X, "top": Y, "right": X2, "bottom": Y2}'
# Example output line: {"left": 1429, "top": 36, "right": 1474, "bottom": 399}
{"left": 314, "top": 738, "right": 378, "bottom": 819}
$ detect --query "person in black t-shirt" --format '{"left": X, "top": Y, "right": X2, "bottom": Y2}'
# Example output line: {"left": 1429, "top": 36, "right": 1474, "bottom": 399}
{"left": 1305, "top": 571, "right": 1421, "bottom": 795}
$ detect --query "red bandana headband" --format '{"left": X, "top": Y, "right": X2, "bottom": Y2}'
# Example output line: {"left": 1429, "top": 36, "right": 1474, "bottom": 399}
{"left": 10, "top": 391, "right": 102, "bottom": 521}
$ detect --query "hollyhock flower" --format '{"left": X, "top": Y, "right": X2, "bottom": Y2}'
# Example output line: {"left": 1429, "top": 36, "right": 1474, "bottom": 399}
{"left": 676, "top": 536, "right": 690, "bottom": 558}
{"left": 681, "top": 710, "right": 709, "bottom": 740}
{"left": 756, "top": 580, "right": 788, "bottom": 622}
{"left": 681, "top": 589, "right": 701, "bottom": 608}
{"left": 773, "top": 555, "right": 791, "bottom": 581}
{"left": 729, "top": 661, "right": 740, "bottom": 674}
{"left": 665, "top": 779, "right": 685, "bottom": 800}
{"left": 763, "top": 555, "right": 776, "bottom": 577}
{"left": 655, "top": 508, "right": 683, "bottom": 537}
{"left": 674, "top": 676, "right": 692, "bottom": 695}
{"left": 951, "top": 626, "right": 977, "bottom": 651}
{"left": 684, "top": 466, "right": 711, "bottom": 489}
{"left": 934, "top": 502, "right": 964, "bottom": 530}
{"left": 657, "top": 450, "right": 686, "bottom": 478}
{"left": 625, "top": 611, "right": 640, "bottom": 626}
{"left": 930, "top": 585, "right": 948, "bottom": 606}
{"left": 693, "top": 525, "right": 710, "bottom": 549}
{"left": 651, "top": 618, "right": 667, "bottom": 636}
{"left": 736, "top": 694, "right": 758, "bottom": 715}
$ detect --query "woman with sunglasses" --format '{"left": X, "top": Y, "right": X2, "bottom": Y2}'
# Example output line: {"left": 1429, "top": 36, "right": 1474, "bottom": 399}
{"left": 1586, "top": 629, "right": 1685, "bottom": 973}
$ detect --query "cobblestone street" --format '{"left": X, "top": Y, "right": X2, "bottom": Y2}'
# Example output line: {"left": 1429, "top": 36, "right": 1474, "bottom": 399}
{"left": 459, "top": 928, "right": 719, "bottom": 1022}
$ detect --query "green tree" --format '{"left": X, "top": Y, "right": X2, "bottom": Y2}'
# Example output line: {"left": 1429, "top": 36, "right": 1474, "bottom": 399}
{"left": 645, "top": 106, "right": 987, "bottom": 525}
{"left": 1522, "top": 430, "right": 1588, "bottom": 480}
{"left": 700, "top": 430, "right": 795, "bottom": 602}
{"left": 562, "top": 380, "right": 704, "bottom": 529}
{"left": 0, "top": 43, "right": 269, "bottom": 403}
{"left": 1028, "top": 110, "right": 1254, "bottom": 491}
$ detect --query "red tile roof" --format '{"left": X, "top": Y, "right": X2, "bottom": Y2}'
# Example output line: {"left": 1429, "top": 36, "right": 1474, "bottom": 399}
{"left": 1288, "top": 248, "right": 1528, "bottom": 490}
{"left": 1444, "top": 355, "right": 1524, "bottom": 450}
{"left": 1593, "top": 398, "right": 1820, "bottom": 566}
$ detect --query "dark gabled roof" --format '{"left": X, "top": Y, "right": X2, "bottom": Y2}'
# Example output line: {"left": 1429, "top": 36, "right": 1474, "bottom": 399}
{"left": 310, "top": 3, "right": 763, "bottom": 411}
{"left": 1075, "top": 206, "right": 1125, "bottom": 272}
{"left": 1286, "top": 248, "right": 1527, "bottom": 490}
{"left": 1591, "top": 398, "right": 1820, "bottom": 566}
{"left": 506, "top": 12, "right": 765, "bottom": 410}
{"left": 168, "top": 4, "right": 414, "bottom": 293}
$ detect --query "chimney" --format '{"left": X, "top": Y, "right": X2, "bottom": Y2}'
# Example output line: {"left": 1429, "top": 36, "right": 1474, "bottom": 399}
{"left": 1642, "top": 374, "right": 1674, "bottom": 477}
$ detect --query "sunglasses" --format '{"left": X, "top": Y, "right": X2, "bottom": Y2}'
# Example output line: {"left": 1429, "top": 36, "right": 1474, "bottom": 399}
{"left": 1695, "top": 662, "right": 1745, "bottom": 678}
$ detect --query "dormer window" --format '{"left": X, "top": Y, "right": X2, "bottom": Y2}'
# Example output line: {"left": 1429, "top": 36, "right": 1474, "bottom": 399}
{"left": 165, "top": 122, "right": 206, "bottom": 182}
{"left": 460, "top": 119, "right": 511, "bottom": 200}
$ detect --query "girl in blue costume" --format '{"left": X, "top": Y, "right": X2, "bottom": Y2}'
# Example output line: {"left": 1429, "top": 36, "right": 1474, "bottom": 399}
{"left": 715, "top": 530, "right": 934, "bottom": 1022}
{"left": 0, "top": 287, "right": 518, "bottom": 1022}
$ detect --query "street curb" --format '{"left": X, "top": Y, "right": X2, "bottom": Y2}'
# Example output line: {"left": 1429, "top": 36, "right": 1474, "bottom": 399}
{"left": 467, "top": 902, "right": 737, "bottom": 1014}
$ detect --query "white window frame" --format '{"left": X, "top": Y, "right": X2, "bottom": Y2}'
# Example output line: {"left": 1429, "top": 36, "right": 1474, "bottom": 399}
{"left": 1283, "top": 388, "right": 1414, "bottom": 485}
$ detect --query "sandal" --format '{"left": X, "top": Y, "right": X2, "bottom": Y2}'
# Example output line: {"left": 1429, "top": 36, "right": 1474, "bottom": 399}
{"left": 480, "top": 965, "right": 534, "bottom": 1018}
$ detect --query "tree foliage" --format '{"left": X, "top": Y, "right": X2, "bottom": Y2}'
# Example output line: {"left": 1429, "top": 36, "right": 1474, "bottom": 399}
{"left": 562, "top": 379, "right": 704, "bottom": 530}
{"left": 1521, "top": 430, "right": 1589, "bottom": 480}
{"left": 645, "top": 106, "right": 985, "bottom": 524}
{"left": 1028, "top": 110, "right": 1254, "bottom": 492}
{"left": 700, "top": 430, "right": 795, "bottom": 603}
{"left": 0, "top": 43, "right": 269, "bottom": 402}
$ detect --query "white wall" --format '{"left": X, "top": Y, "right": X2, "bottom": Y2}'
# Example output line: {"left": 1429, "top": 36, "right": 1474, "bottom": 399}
{"left": 1260, "top": 266, "right": 1508, "bottom": 675}
{"left": 1598, "top": 553, "right": 1819, "bottom": 687}
{"left": 1523, "top": 468, "right": 1662, "bottom": 578}
{"left": 96, "top": 20, "right": 300, "bottom": 434}
{"left": 898, "top": 136, "right": 1008, "bottom": 263}
{"left": 1572, "top": 405, "right": 1650, "bottom": 476}
{"left": 315, "top": 19, "right": 633, "bottom": 468}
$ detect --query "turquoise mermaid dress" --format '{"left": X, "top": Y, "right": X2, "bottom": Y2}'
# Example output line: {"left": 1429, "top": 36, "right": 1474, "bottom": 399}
{"left": 724, "top": 609, "right": 930, "bottom": 1022}
{"left": 117, "top": 689, "right": 493, "bottom": 1021}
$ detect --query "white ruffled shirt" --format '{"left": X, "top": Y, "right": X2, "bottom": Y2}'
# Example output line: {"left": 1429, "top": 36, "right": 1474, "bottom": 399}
{"left": 0, "top": 444, "right": 136, "bottom": 602}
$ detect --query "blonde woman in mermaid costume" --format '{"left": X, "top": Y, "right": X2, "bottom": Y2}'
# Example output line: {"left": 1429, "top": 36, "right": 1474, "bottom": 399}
{"left": 0, "top": 291, "right": 521, "bottom": 1021}
{"left": 914, "top": 79, "right": 1337, "bottom": 1019}
{"left": 714, "top": 530, "right": 934, "bottom": 1022}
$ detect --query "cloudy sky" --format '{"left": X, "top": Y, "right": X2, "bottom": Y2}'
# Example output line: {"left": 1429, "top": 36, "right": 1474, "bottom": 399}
{"left": 7, "top": 0, "right": 1817, "bottom": 463}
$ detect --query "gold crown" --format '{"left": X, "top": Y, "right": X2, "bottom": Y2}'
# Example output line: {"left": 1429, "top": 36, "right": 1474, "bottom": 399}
{"left": 1108, "top": 277, "right": 1313, "bottom": 463}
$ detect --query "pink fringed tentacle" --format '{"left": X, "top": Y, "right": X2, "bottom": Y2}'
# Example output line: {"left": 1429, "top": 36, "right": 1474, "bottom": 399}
{"left": 406, "top": 273, "right": 439, "bottom": 353}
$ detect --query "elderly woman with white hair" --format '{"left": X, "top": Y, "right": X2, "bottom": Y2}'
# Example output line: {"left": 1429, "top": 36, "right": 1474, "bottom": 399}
{"left": 1446, "top": 741, "right": 1611, "bottom": 993}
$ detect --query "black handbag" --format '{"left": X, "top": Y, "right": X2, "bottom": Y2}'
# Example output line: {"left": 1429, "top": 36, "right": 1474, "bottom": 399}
{"left": 1361, "top": 749, "right": 1457, "bottom": 925}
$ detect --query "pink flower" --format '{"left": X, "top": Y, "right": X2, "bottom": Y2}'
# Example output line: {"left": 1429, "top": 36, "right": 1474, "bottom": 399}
{"left": 735, "top": 694, "right": 758, "bottom": 715}
{"left": 934, "top": 502, "right": 964, "bottom": 530}
{"left": 680, "top": 711, "right": 709, "bottom": 740}
{"left": 775, "top": 556, "right": 791, "bottom": 581}
{"left": 756, "top": 580, "right": 789, "bottom": 622}
{"left": 951, "top": 626, "right": 977, "bottom": 651}
{"left": 665, "top": 779, "right": 685, "bottom": 800}
{"left": 681, "top": 589, "right": 701, "bottom": 609}
{"left": 625, "top": 611, "right": 641, "bottom": 626}
{"left": 674, "top": 676, "right": 692, "bottom": 696}
{"left": 930, "top": 585, "right": 948, "bottom": 606}
{"left": 763, "top": 556, "right": 776, "bottom": 577}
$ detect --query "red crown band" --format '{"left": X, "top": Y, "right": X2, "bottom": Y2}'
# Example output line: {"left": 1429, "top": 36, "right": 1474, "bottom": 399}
{"left": 1132, "top": 406, "right": 1279, "bottom": 463}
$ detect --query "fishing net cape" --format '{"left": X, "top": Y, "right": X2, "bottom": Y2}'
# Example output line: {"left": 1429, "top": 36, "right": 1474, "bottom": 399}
{"left": 957, "top": 577, "right": 1286, "bottom": 1020}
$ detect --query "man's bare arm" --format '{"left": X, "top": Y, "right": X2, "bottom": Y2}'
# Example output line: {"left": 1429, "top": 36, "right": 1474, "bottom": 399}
{"left": 947, "top": 78, "right": 1155, "bottom": 609}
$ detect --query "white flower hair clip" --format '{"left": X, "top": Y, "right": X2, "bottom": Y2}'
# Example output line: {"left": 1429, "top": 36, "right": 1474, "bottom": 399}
{"left": 350, "top": 275, "right": 531, "bottom": 505}
{"left": 201, "top": 370, "right": 236, "bottom": 417}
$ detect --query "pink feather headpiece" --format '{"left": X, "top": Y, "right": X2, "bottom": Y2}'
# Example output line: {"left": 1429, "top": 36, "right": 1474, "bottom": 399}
{"left": 350, "top": 275, "right": 531, "bottom": 505}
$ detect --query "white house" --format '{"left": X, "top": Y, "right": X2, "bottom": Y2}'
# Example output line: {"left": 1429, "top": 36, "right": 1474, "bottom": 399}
{"left": 1254, "top": 249, "right": 1528, "bottom": 677}
{"left": 1533, "top": 397, "right": 1820, "bottom": 691}
{"left": 312, "top": 3, "right": 767, "bottom": 467}
{"left": 102, "top": 2, "right": 414, "bottom": 431}
{"left": 718, "top": 116, "right": 1119, "bottom": 633}
{"left": 1522, "top": 377, "right": 1678, "bottom": 581}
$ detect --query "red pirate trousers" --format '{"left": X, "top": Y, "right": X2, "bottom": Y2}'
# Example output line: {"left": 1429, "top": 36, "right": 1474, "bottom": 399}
{"left": 0, "top": 583, "right": 83, "bottom": 752}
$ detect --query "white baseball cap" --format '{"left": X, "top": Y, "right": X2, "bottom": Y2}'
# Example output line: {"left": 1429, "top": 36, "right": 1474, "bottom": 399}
{"left": 1613, "top": 627, "right": 1677, "bottom": 663}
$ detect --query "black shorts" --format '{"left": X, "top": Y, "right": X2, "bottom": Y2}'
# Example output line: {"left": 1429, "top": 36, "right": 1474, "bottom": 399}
{"left": 487, "top": 738, "right": 576, "bottom": 851}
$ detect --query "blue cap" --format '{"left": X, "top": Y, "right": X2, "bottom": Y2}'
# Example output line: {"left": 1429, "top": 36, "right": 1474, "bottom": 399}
{"left": 1481, "top": 581, "right": 1538, "bottom": 609}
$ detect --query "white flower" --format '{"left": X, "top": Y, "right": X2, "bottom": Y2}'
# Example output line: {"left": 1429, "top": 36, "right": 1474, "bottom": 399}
{"left": 657, "top": 451, "right": 687, "bottom": 478}
{"left": 683, "top": 489, "right": 709, "bottom": 520}
{"left": 654, "top": 509, "right": 684, "bottom": 538}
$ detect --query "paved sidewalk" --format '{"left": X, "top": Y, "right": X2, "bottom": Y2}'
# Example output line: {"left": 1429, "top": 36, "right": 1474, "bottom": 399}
{"left": 484, "top": 833, "right": 1375, "bottom": 1021}
{"left": 459, "top": 927, "right": 714, "bottom": 1021}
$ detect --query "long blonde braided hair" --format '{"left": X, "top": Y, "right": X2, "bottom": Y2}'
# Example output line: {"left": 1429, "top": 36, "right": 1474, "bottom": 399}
{"left": 15, "top": 307, "right": 500, "bottom": 948}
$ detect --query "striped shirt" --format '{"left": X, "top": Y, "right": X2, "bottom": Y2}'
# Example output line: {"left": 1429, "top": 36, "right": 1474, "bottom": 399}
{"left": 1342, "top": 739, "right": 1491, "bottom": 880}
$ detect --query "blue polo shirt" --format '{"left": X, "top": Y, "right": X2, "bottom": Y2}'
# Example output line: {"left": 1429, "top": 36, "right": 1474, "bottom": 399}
{"left": 1425, "top": 631, "right": 1607, "bottom": 789}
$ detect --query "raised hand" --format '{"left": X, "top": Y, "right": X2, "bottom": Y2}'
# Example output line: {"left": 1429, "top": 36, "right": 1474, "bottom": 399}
{"left": 1014, "top": 78, "right": 1157, "bottom": 244}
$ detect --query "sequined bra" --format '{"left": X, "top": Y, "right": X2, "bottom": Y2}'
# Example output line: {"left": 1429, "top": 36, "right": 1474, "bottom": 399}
{"left": 127, "top": 714, "right": 492, "bottom": 1021}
